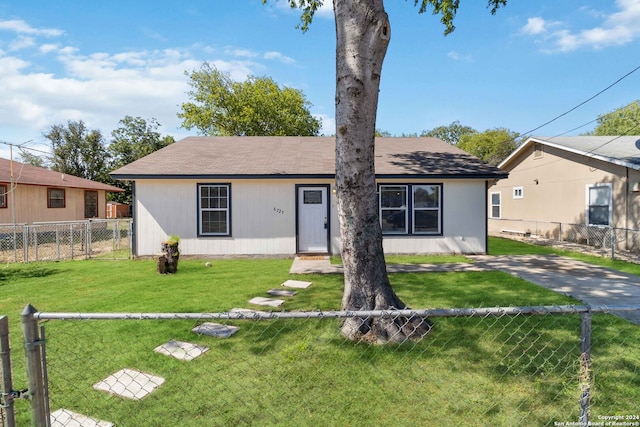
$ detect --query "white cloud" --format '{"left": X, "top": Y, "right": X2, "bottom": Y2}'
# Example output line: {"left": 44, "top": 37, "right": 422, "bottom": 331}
{"left": 315, "top": 113, "right": 335, "bottom": 136}
{"left": 8, "top": 35, "right": 35, "bottom": 51}
{"left": 39, "top": 43, "right": 59, "bottom": 54}
{"left": 0, "top": 19, "right": 63, "bottom": 37}
{"left": 224, "top": 47, "right": 258, "bottom": 58}
{"left": 447, "top": 51, "right": 473, "bottom": 62}
{"left": 264, "top": 51, "right": 295, "bottom": 64}
{"left": 523, "top": 0, "right": 640, "bottom": 52}
{"left": 521, "top": 17, "right": 548, "bottom": 35}
{"left": 0, "top": 43, "right": 263, "bottom": 149}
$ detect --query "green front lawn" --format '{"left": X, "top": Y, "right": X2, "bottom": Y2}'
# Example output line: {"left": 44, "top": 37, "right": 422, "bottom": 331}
{"left": 0, "top": 246, "right": 638, "bottom": 426}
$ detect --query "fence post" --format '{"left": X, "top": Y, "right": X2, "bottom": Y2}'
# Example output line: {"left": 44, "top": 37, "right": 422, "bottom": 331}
{"left": 23, "top": 227, "right": 29, "bottom": 263}
{"left": 579, "top": 310, "right": 592, "bottom": 425}
{"left": 1, "top": 315, "right": 16, "bottom": 427}
{"left": 610, "top": 227, "right": 615, "bottom": 260}
{"left": 21, "top": 305, "right": 48, "bottom": 427}
{"left": 69, "top": 224, "right": 74, "bottom": 260}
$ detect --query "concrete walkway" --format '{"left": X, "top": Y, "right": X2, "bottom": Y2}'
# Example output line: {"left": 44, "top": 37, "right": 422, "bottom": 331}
{"left": 289, "top": 255, "right": 640, "bottom": 325}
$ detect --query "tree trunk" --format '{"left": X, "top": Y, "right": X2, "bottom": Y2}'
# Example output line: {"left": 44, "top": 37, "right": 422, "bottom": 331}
{"left": 334, "top": 0, "right": 431, "bottom": 343}
{"left": 157, "top": 241, "right": 179, "bottom": 274}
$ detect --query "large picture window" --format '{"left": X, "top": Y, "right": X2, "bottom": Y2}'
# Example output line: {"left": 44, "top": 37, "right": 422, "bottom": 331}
{"left": 379, "top": 184, "right": 442, "bottom": 235}
{"left": 587, "top": 184, "right": 611, "bottom": 226}
{"left": 48, "top": 188, "right": 65, "bottom": 208}
{"left": 198, "top": 184, "right": 231, "bottom": 236}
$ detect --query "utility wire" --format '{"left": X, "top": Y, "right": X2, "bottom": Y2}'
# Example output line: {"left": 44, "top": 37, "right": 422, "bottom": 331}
{"left": 518, "top": 64, "right": 640, "bottom": 139}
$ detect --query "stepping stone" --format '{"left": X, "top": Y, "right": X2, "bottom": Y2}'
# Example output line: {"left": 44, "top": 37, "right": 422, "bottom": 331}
{"left": 267, "top": 289, "right": 297, "bottom": 297}
{"left": 249, "top": 297, "right": 285, "bottom": 307}
{"left": 281, "top": 279, "right": 312, "bottom": 289}
{"left": 50, "top": 409, "right": 113, "bottom": 427}
{"left": 154, "top": 340, "right": 209, "bottom": 361}
{"left": 192, "top": 322, "right": 239, "bottom": 338}
{"left": 93, "top": 368, "right": 164, "bottom": 400}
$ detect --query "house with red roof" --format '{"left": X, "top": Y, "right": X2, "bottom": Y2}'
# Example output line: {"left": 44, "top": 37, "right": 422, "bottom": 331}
{"left": 0, "top": 158, "right": 124, "bottom": 224}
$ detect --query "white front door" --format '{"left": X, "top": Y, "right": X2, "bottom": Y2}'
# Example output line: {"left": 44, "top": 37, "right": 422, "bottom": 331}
{"left": 298, "top": 186, "right": 329, "bottom": 253}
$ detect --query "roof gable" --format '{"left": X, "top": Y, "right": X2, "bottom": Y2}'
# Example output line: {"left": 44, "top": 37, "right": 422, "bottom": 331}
{"left": 500, "top": 136, "right": 640, "bottom": 171}
{"left": 0, "top": 158, "right": 124, "bottom": 192}
{"left": 111, "top": 136, "right": 507, "bottom": 179}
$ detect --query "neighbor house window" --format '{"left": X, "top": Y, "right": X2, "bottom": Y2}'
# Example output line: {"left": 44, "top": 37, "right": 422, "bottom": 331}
{"left": 198, "top": 184, "right": 231, "bottom": 236}
{"left": 587, "top": 184, "right": 612, "bottom": 226}
{"left": 0, "top": 184, "right": 7, "bottom": 208}
{"left": 490, "top": 192, "right": 501, "bottom": 219}
{"left": 513, "top": 186, "right": 523, "bottom": 199}
{"left": 85, "top": 191, "right": 98, "bottom": 218}
{"left": 48, "top": 188, "right": 65, "bottom": 208}
{"left": 379, "top": 184, "right": 442, "bottom": 235}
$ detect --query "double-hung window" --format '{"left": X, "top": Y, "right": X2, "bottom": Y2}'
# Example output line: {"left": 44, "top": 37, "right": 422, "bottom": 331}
{"left": 587, "top": 184, "right": 612, "bottom": 226}
{"left": 379, "top": 184, "right": 442, "bottom": 235}
{"left": 0, "top": 184, "right": 7, "bottom": 208}
{"left": 84, "top": 191, "right": 98, "bottom": 218}
{"left": 490, "top": 192, "right": 501, "bottom": 219}
{"left": 198, "top": 184, "right": 231, "bottom": 236}
{"left": 48, "top": 188, "right": 65, "bottom": 208}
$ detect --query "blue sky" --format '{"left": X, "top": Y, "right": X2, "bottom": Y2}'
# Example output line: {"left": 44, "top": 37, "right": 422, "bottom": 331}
{"left": 1, "top": 0, "right": 639, "bottom": 160}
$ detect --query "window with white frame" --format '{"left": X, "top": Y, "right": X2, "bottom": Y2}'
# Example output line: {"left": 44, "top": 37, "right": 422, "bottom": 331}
{"left": 198, "top": 184, "right": 231, "bottom": 236}
{"left": 379, "top": 184, "right": 442, "bottom": 235}
{"left": 587, "top": 183, "right": 611, "bottom": 226}
{"left": 513, "top": 186, "right": 523, "bottom": 199}
{"left": 490, "top": 192, "right": 501, "bottom": 218}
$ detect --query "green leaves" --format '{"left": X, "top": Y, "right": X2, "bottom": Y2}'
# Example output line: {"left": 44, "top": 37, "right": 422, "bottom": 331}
{"left": 457, "top": 127, "right": 520, "bottom": 166}
{"left": 44, "top": 120, "right": 110, "bottom": 183}
{"left": 592, "top": 100, "right": 640, "bottom": 136}
{"left": 178, "top": 62, "right": 321, "bottom": 136}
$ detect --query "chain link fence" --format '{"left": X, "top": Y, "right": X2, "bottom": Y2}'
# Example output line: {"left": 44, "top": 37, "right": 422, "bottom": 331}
{"left": 6, "top": 305, "right": 639, "bottom": 426}
{"left": 0, "top": 219, "right": 132, "bottom": 263}
{"left": 490, "top": 218, "right": 640, "bottom": 260}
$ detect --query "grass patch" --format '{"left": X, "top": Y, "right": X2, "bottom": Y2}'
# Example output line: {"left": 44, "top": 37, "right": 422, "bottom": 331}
{"left": 1, "top": 257, "right": 638, "bottom": 426}
{"left": 489, "top": 236, "right": 640, "bottom": 275}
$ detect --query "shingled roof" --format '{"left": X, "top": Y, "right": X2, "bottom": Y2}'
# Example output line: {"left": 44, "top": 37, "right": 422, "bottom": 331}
{"left": 500, "top": 136, "right": 640, "bottom": 171}
{"left": 111, "top": 136, "right": 507, "bottom": 180}
{"left": 0, "top": 158, "right": 124, "bottom": 192}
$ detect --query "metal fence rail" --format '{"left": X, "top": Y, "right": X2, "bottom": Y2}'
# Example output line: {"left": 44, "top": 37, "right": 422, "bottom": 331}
{"left": 0, "top": 219, "right": 132, "bottom": 263}
{"left": 490, "top": 218, "right": 640, "bottom": 260}
{"left": 12, "top": 304, "right": 640, "bottom": 426}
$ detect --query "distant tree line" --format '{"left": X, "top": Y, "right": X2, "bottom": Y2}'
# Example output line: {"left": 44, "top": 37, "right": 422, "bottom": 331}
{"left": 20, "top": 116, "right": 175, "bottom": 204}
{"left": 20, "top": 60, "right": 638, "bottom": 204}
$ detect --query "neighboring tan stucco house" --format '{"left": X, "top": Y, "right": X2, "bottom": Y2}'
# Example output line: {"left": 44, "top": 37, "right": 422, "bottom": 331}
{"left": 111, "top": 136, "right": 507, "bottom": 257}
{"left": 488, "top": 136, "right": 640, "bottom": 248}
{"left": 0, "top": 158, "right": 124, "bottom": 224}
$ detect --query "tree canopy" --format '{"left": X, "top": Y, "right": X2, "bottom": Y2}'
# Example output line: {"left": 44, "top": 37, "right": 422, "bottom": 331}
{"left": 421, "top": 120, "right": 477, "bottom": 145}
{"left": 591, "top": 100, "right": 640, "bottom": 136}
{"left": 108, "top": 116, "right": 175, "bottom": 203}
{"left": 457, "top": 127, "right": 519, "bottom": 166}
{"left": 43, "top": 120, "right": 110, "bottom": 183}
{"left": 178, "top": 63, "right": 321, "bottom": 136}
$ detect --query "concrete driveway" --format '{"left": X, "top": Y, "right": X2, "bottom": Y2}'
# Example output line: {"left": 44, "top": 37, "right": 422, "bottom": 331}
{"left": 290, "top": 254, "right": 640, "bottom": 324}
{"left": 472, "top": 255, "right": 640, "bottom": 325}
